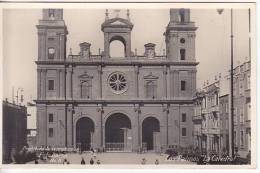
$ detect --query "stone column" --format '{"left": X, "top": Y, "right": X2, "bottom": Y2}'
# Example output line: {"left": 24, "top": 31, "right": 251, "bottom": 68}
{"left": 60, "top": 69, "right": 65, "bottom": 99}
{"left": 98, "top": 66, "right": 103, "bottom": 99}
{"left": 37, "top": 69, "right": 41, "bottom": 99}
{"left": 67, "top": 105, "right": 73, "bottom": 147}
{"left": 134, "top": 66, "right": 139, "bottom": 98}
{"left": 169, "top": 70, "right": 174, "bottom": 98}
{"left": 60, "top": 34, "right": 65, "bottom": 60}
{"left": 57, "top": 34, "right": 60, "bottom": 60}
{"left": 66, "top": 67, "right": 71, "bottom": 99}
{"left": 104, "top": 33, "right": 109, "bottom": 58}
{"left": 173, "top": 70, "right": 179, "bottom": 98}
{"left": 163, "top": 66, "right": 167, "bottom": 99}
{"left": 56, "top": 69, "right": 60, "bottom": 98}
{"left": 41, "top": 69, "right": 47, "bottom": 99}
{"left": 163, "top": 105, "right": 169, "bottom": 147}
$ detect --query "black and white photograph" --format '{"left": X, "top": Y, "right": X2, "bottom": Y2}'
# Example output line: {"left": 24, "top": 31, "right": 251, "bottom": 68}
{"left": 0, "top": 1, "right": 257, "bottom": 169}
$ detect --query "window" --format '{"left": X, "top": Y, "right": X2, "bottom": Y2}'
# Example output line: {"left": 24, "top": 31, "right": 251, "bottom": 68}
{"left": 182, "top": 113, "right": 186, "bottom": 122}
{"left": 81, "top": 81, "right": 91, "bottom": 99}
{"left": 240, "top": 106, "right": 244, "bottom": 123}
{"left": 48, "top": 48, "right": 55, "bottom": 59}
{"left": 108, "top": 72, "right": 128, "bottom": 94}
{"left": 180, "top": 38, "right": 185, "bottom": 44}
{"left": 215, "top": 93, "right": 219, "bottom": 105}
{"left": 180, "top": 49, "right": 186, "bottom": 60}
{"left": 49, "top": 128, "right": 54, "bottom": 137}
{"left": 179, "top": 9, "right": 185, "bottom": 22}
{"left": 234, "top": 131, "right": 237, "bottom": 146}
{"left": 48, "top": 9, "right": 55, "bottom": 18}
{"left": 48, "top": 113, "right": 53, "bottom": 123}
{"left": 240, "top": 131, "right": 244, "bottom": 146}
{"left": 181, "top": 80, "right": 186, "bottom": 91}
{"left": 247, "top": 103, "right": 251, "bottom": 121}
{"left": 48, "top": 80, "right": 54, "bottom": 90}
{"left": 182, "top": 128, "right": 187, "bottom": 136}
{"left": 146, "top": 81, "right": 157, "bottom": 99}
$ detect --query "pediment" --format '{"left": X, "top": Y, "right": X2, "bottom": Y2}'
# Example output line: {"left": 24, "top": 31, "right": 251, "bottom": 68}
{"left": 102, "top": 18, "right": 133, "bottom": 30}
{"left": 143, "top": 72, "right": 159, "bottom": 80}
{"left": 78, "top": 72, "right": 93, "bottom": 79}
{"left": 110, "top": 20, "right": 127, "bottom": 25}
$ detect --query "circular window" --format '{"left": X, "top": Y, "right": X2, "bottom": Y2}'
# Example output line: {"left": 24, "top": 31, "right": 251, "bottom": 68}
{"left": 180, "top": 38, "right": 185, "bottom": 44}
{"left": 108, "top": 72, "right": 128, "bottom": 94}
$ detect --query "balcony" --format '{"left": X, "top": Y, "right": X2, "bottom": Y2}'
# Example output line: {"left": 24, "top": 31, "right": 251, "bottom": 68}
{"left": 192, "top": 115, "right": 202, "bottom": 121}
{"left": 244, "top": 89, "right": 250, "bottom": 99}
{"left": 211, "top": 105, "right": 219, "bottom": 113}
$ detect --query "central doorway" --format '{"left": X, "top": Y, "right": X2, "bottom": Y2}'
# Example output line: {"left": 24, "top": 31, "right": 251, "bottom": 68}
{"left": 76, "top": 117, "right": 94, "bottom": 151}
{"left": 105, "top": 113, "right": 132, "bottom": 151}
{"left": 142, "top": 117, "right": 160, "bottom": 151}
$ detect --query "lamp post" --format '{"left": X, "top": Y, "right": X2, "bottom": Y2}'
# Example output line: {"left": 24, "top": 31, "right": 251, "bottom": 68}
{"left": 217, "top": 8, "right": 235, "bottom": 158}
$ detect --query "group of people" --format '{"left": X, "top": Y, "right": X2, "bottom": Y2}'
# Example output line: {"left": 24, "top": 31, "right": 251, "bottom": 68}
{"left": 141, "top": 158, "right": 159, "bottom": 165}
{"left": 80, "top": 157, "right": 101, "bottom": 165}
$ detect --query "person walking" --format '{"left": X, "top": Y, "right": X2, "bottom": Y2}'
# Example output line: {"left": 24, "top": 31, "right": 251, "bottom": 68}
{"left": 90, "top": 158, "right": 94, "bottom": 165}
{"left": 81, "top": 157, "right": 86, "bottom": 165}
{"left": 155, "top": 159, "right": 159, "bottom": 165}
{"left": 141, "top": 158, "right": 147, "bottom": 165}
{"left": 97, "top": 160, "right": 101, "bottom": 165}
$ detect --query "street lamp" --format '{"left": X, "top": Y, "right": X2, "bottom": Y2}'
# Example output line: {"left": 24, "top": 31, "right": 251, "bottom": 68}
{"left": 217, "top": 8, "right": 235, "bottom": 159}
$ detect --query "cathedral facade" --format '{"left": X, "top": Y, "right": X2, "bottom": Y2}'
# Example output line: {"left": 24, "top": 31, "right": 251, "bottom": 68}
{"left": 35, "top": 8, "right": 198, "bottom": 152}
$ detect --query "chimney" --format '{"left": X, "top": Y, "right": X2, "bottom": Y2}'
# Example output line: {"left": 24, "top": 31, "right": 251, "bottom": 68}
{"left": 144, "top": 43, "right": 156, "bottom": 58}
{"left": 79, "top": 42, "right": 91, "bottom": 59}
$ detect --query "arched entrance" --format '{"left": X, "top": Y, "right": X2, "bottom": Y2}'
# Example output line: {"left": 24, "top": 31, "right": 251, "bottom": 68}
{"left": 76, "top": 117, "right": 94, "bottom": 151}
{"left": 105, "top": 113, "right": 132, "bottom": 151}
{"left": 142, "top": 117, "right": 160, "bottom": 151}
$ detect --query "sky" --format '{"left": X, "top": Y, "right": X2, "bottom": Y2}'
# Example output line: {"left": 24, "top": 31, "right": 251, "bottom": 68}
{"left": 2, "top": 8, "right": 251, "bottom": 128}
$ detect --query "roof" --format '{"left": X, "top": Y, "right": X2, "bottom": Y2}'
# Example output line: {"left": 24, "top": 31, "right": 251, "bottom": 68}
{"left": 101, "top": 18, "right": 133, "bottom": 31}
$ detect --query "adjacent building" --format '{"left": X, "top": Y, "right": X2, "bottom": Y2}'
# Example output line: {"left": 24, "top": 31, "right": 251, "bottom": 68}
{"left": 2, "top": 100, "right": 28, "bottom": 163}
{"left": 35, "top": 8, "right": 198, "bottom": 152}
{"left": 193, "top": 60, "right": 251, "bottom": 158}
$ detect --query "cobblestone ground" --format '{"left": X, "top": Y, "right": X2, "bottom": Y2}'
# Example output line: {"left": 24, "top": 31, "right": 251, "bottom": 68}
{"left": 29, "top": 152, "right": 195, "bottom": 165}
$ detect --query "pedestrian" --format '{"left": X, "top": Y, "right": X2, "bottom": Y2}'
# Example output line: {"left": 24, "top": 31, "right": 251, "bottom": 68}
{"left": 141, "top": 158, "right": 147, "bottom": 165}
{"left": 63, "top": 158, "right": 67, "bottom": 164}
{"left": 97, "top": 160, "right": 101, "bottom": 165}
{"left": 81, "top": 157, "right": 86, "bottom": 165}
{"left": 155, "top": 159, "right": 159, "bottom": 165}
{"left": 34, "top": 159, "right": 38, "bottom": 164}
{"left": 90, "top": 158, "right": 94, "bottom": 165}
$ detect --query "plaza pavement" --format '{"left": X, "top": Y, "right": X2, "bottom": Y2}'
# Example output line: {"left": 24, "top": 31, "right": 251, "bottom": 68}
{"left": 29, "top": 152, "right": 195, "bottom": 165}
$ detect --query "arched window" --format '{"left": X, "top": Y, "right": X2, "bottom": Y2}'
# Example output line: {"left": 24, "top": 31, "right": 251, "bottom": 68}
{"left": 80, "top": 81, "right": 91, "bottom": 99}
{"left": 145, "top": 81, "right": 157, "bottom": 99}
{"left": 110, "top": 40, "right": 125, "bottom": 58}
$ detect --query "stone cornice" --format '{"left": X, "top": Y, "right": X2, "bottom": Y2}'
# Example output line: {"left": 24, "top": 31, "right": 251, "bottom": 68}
{"left": 34, "top": 99, "right": 194, "bottom": 105}
{"left": 35, "top": 60, "right": 199, "bottom": 66}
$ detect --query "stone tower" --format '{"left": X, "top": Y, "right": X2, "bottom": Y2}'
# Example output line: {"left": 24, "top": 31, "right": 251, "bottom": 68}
{"left": 165, "top": 8, "right": 197, "bottom": 62}
{"left": 36, "top": 9, "right": 68, "bottom": 146}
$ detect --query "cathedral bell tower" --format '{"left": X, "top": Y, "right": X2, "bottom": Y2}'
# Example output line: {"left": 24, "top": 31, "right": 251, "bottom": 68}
{"left": 37, "top": 9, "right": 68, "bottom": 61}
{"left": 165, "top": 8, "right": 197, "bottom": 62}
{"left": 101, "top": 9, "right": 134, "bottom": 58}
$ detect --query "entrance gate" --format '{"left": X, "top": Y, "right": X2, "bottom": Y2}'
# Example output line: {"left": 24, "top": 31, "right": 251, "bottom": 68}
{"left": 76, "top": 117, "right": 94, "bottom": 151}
{"left": 105, "top": 113, "right": 132, "bottom": 152}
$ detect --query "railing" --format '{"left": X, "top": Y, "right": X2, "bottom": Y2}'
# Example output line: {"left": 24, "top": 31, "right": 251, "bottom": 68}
{"left": 105, "top": 143, "right": 125, "bottom": 152}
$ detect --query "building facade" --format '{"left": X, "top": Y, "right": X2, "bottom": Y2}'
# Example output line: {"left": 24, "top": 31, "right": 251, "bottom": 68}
{"left": 35, "top": 9, "right": 198, "bottom": 152}
{"left": 193, "top": 78, "right": 229, "bottom": 156}
{"left": 233, "top": 60, "right": 251, "bottom": 158}
{"left": 2, "top": 100, "right": 27, "bottom": 163}
{"left": 193, "top": 60, "right": 251, "bottom": 158}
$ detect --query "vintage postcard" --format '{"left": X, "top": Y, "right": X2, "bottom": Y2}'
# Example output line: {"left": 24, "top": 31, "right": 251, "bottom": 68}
{"left": 0, "top": 1, "right": 257, "bottom": 170}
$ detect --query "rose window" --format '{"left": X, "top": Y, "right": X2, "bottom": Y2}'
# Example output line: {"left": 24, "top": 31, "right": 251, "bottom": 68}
{"left": 108, "top": 72, "right": 127, "bottom": 94}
